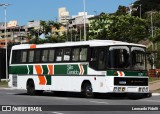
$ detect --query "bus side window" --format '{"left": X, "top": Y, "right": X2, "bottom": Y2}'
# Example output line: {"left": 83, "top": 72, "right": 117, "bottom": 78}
{"left": 21, "top": 51, "right": 27, "bottom": 63}
{"left": 42, "top": 49, "right": 49, "bottom": 62}
{"left": 80, "top": 48, "right": 87, "bottom": 61}
{"left": 72, "top": 48, "right": 80, "bottom": 61}
{"left": 89, "top": 48, "right": 98, "bottom": 70}
{"left": 56, "top": 49, "right": 63, "bottom": 62}
{"left": 63, "top": 48, "right": 71, "bottom": 61}
{"left": 49, "top": 49, "right": 55, "bottom": 62}
{"left": 12, "top": 50, "right": 21, "bottom": 64}
{"left": 98, "top": 50, "right": 105, "bottom": 70}
{"left": 91, "top": 48, "right": 97, "bottom": 61}
{"left": 28, "top": 50, "right": 34, "bottom": 63}
{"left": 34, "top": 50, "right": 41, "bottom": 62}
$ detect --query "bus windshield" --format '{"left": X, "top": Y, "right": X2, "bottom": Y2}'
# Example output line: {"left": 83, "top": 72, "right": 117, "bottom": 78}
{"left": 108, "top": 46, "right": 146, "bottom": 70}
{"left": 131, "top": 47, "right": 146, "bottom": 70}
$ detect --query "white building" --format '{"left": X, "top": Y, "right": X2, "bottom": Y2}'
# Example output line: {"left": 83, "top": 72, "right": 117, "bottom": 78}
{"left": 69, "top": 12, "right": 94, "bottom": 28}
{"left": 58, "top": 7, "right": 70, "bottom": 25}
{"left": 27, "top": 20, "right": 40, "bottom": 29}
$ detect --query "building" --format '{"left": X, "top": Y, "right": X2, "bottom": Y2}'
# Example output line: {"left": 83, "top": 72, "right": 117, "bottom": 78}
{"left": 67, "top": 12, "right": 94, "bottom": 41}
{"left": 58, "top": 7, "right": 70, "bottom": 25}
{"left": 69, "top": 12, "right": 94, "bottom": 29}
{"left": 27, "top": 20, "right": 40, "bottom": 29}
{"left": 7, "top": 20, "right": 18, "bottom": 28}
{"left": 0, "top": 20, "right": 27, "bottom": 48}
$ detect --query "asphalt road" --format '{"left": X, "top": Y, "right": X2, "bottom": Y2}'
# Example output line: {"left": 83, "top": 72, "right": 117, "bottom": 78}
{"left": 0, "top": 88, "right": 160, "bottom": 114}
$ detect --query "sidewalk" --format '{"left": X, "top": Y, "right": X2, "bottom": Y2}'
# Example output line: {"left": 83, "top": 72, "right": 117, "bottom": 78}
{"left": 149, "top": 80, "right": 160, "bottom": 92}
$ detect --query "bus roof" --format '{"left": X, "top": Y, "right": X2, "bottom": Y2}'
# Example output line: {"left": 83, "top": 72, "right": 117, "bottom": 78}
{"left": 12, "top": 40, "right": 146, "bottom": 50}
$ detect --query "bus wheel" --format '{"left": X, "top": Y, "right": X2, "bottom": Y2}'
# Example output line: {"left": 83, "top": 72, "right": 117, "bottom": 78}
{"left": 83, "top": 83, "right": 94, "bottom": 98}
{"left": 27, "top": 80, "right": 36, "bottom": 96}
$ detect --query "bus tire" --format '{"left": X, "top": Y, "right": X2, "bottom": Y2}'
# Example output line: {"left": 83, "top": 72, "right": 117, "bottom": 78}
{"left": 27, "top": 80, "right": 43, "bottom": 96}
{"left": 27, "top": 80, "right": 36, "bottom": 96}
{"left": 83, "top": 83, "right": 94, "bottom": 98}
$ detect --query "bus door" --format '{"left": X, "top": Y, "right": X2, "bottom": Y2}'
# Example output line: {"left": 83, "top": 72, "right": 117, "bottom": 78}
{"left": 90, "top": 47, "right": 107, "bottom": 70}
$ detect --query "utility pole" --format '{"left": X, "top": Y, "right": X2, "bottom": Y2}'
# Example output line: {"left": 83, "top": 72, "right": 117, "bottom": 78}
{"left": 83, "top": 0, "right": 86, "bottom": 41}
{"left": 0, "top": 3, "right": 11, "bottom": 80}
{"left": 139, "top": 4, "right": 142, "bottom": 18}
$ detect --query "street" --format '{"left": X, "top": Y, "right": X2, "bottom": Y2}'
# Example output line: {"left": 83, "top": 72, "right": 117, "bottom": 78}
{"left": 0, "top": 88, "right": 160, "bottom": 114}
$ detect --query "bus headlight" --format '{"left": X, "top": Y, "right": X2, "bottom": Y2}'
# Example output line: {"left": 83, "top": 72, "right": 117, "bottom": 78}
{"left": 118, "top": 87, "right": 121, "bottom": 92}
{"left": 113, "top": 87, "right": 117, "bottom": 92}
{"left": 142, "top": 87, "right": 145, "bottom": 92}
{"left": 122, "top": 87, "right": 125, "bottom": 92}
{"left": 139, "top": 87, "right": 142, "bottom": 92}
{"left": 145, "top": 87, "right": 148, "bottom": 92}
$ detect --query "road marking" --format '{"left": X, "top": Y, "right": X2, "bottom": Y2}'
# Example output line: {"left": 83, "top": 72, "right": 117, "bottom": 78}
{"left": 53, "top": 97, "right": 69, "bottom": 100}
{"left": 51, "top": 112, "right": 64, "bottom": 114}
{"left": 152, "top": 93, "right": 160, "bottom": 96}
{"left": 90, "top": 100, "right": 109, "bottom": 104}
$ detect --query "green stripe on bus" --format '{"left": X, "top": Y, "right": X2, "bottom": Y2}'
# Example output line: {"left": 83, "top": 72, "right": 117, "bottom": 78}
{"left": 9, "top": 64, "right": 88, "bottom": 75}
{"left": 45, "top": 75, "right": 51, "bottom": 85}
{"left": 54, "top": 65, "right": 67, "bottom": 75}
{"left": 28, "top": 65, "right": 33, "bottom": 74}
{"left": 107, "top": 70, "right": 147, "bottom": 76}
{"left": 9, "top": 66, "right": 28, "bottom": 74}
{"left": 42, "top": 65, "right": 48, "bottom": 74}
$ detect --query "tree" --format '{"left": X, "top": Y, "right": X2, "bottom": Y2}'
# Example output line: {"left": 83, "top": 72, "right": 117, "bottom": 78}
{"left": 115, "top": 5, "right": 128, "bottom": 16}
{"left": 28, "top": 28, "right": 42, "bottom": 44}
{"left": 132, "top": 0, "right": 160, "bottom": 17}
{"left": 89, "top": 13, "right": 148, "bottom": 43}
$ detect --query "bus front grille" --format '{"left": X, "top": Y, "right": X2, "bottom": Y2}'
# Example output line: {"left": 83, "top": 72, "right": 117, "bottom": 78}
{"left": 114, "top": 77, "right": 148, "bottom": 86}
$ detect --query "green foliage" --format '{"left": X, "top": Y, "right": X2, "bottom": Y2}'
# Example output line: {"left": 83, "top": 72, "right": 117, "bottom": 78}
{"left": 115, "top": 5, "right": 128, "bottom": 16}
{"left": 89, "top": 14, "right": 148, "bottom": 43}
{"left": 27, "top": 20, "right": 64, "bottom": 44}
{"left": 132, "top": 0, "right": 160, "bottom": 17}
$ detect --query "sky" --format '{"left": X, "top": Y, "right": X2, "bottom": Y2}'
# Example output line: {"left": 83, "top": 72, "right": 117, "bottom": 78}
{"left": 0, "top": 0, "right": 136, "bottom": 26}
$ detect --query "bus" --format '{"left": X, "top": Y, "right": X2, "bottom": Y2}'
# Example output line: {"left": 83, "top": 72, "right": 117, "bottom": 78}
{"left": 8, "top": 40, "right": 150, "bottom": 98}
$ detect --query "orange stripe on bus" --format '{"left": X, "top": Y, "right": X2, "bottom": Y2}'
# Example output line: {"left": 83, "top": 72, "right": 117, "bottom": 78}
{"left": 35, "top": 65, "right": 46, "bottom": 85}
{"left": 30, "top": 44, "right": 36, "bottom": 49}
{"left": 79, "top": 64, "right": 84, "bottom": 75}
{"left": 119, "top": 71, "right": 123, "bottom": 76}
{"left": 35, "top": 65, "right": 43, "bottom": 74}
{"left": 48, "top": 65, "right": 54, "bottom": 75}
{"left": 38, "top": 76, "right": 46, "bottom": 85}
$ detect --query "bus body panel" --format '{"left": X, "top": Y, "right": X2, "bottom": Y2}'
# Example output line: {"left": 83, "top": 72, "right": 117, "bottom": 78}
{"left": 8, "top": 40, "right": 150, "bottom": 97}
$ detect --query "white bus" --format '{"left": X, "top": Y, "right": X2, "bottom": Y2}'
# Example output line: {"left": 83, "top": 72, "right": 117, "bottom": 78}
{"left": 9, "top": 40, "right": 150, "bottom": 98}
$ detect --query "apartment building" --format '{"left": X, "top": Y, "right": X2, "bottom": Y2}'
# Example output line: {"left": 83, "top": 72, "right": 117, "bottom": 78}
{"left": 0, "top": 21, "right": 27, "bottom": 48}
{"left": 58, "top": 7, "right": 70, "bottom": 25}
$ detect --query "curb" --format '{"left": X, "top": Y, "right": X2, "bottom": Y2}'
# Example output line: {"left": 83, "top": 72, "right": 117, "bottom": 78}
{"left": 152, "top": 93, "right": 160, "bottom": 96}
{"left": 149, "top": 80, "right": 160, "bottom": 84}
{"left": 0, "top": 87, "right": 16, "bottom": 90}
